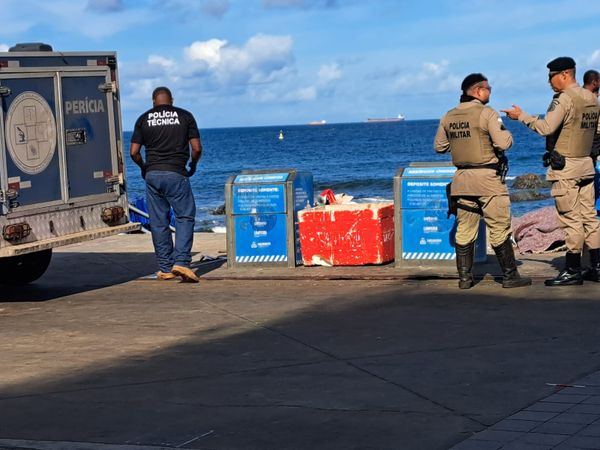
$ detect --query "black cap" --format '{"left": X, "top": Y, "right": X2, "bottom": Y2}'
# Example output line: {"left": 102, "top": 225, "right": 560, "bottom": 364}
{"left": 461, "top": 73, "right": 487, "bottom": 92}
{"left": 546, "top": 57, "right": 575, "bottom": 72}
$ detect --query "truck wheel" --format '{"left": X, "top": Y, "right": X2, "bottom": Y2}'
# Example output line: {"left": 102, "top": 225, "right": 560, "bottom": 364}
{"left": 0, "top": 249, "right": 53, "bottom": 285}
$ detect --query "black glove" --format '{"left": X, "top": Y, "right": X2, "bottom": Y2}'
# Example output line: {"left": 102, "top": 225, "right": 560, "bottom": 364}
{"left": 141, "top": 164, "right": 147, "bottom": 179}
{"left": 186, "top": 161, "right": 197, "bottom": 177}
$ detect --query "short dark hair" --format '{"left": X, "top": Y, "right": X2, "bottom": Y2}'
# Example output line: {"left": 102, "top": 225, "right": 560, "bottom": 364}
{"left": 461, "top": 73, "right": 487, "bottom": 92}
{"left": 152, "top": 86, "right": 173, "bottom": 100}
{"left": 583, "top": 70, "right": 600, "bottom": 86}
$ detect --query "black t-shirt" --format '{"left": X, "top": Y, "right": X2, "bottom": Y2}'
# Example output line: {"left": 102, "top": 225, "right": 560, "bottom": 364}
{"left": 131, "top": 104, "right": 200, "bottom": 175}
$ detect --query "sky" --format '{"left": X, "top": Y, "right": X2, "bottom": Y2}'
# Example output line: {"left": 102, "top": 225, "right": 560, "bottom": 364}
{"left": 1, "top": 0, "right": 599, "bottom": 129}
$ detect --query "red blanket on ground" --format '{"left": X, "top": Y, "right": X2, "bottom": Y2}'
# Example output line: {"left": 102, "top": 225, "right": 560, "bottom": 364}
{"left": 512, "top": 206, "right": 565, "bottom": 253}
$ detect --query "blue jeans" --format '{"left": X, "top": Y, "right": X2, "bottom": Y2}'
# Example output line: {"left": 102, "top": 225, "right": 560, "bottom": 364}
{"left": 145, "top": 171, "right": 196, "bottom": 272}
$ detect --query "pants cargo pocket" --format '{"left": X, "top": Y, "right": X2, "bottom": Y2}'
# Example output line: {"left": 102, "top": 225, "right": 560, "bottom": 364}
{"left": 551, "top": 186, "right": 574, "bottom": 214}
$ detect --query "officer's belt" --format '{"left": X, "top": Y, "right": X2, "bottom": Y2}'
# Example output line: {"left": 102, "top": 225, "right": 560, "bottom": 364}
{"left": 455, "top": 163, "right": 500, "bottom": 170}
{"left": 455, "top": 196, "right": 483, "bottom": 215}
{"left": 457, "top": 202, "right": 483, "bottom": 215}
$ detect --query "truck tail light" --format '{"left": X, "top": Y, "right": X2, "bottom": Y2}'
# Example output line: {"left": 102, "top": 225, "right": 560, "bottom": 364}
{"left": 101, "top": 206, "right": 124, "bottom": 224}
{"left": 3, "top": 222, "right": 32, "bottom": 241}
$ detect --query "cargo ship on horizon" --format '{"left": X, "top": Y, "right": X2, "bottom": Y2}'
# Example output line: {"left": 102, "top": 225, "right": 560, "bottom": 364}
{"left": 366, "top": 114, "right": 405, "bottom": 123}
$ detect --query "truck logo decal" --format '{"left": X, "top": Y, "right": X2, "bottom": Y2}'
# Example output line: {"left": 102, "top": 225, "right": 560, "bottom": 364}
{"left": 64, "top": 97, "right": 105, "bottom": 115}
{"left": 6, "top": 91, "right": 57, "bottom": 175}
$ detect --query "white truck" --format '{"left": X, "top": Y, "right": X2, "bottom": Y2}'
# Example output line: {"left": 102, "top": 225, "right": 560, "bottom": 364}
{"left": 0, "top": 43, "right": 139, "bottom": 285}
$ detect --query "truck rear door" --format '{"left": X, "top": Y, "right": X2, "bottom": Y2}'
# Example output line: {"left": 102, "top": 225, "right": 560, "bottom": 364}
{"left": 61, "top": 71, "right": 117, "bottom": 200}
{"left": 0, "top": 74, "right": 62, "bottom": 208}
{"left": 0, "top": 67, "right": 118, "bottom": 211}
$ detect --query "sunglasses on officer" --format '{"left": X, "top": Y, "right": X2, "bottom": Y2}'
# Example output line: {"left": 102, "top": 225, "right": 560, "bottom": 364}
{"left": 548, "top": 71, "right": 563, "bottom": 81}
{"left": 475, "top": 84, "right": 492, "bottom": 92}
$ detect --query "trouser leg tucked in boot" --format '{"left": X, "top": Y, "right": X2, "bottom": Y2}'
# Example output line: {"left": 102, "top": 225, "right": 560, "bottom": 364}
{"left": 582, "top": 248, "right": 600, "bottom": 282}
{"left": 492, "top": 237, "right": 532, "bottom": 288}
{"left": 544, "top": 252, "right": 583, "bottom": 286}
{"left": 455, "top": 242, "right": 475, "bottom": 289}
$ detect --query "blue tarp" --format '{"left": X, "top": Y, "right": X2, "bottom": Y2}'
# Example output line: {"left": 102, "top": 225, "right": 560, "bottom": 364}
{"left": 129, "top": 197, "right": 176, "bottom": 230}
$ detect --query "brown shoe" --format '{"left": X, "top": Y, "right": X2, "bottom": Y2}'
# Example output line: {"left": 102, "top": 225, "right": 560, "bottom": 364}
{"left": 171, "top": 265, "right": 199, "bottom": 283}
{"left": 156, "top": 271, "right": 176, "bottom": 280}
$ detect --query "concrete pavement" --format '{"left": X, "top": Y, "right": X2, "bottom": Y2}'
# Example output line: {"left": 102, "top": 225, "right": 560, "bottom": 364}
{"left": 1, "top": 233, "right": 600, "bottom": 450}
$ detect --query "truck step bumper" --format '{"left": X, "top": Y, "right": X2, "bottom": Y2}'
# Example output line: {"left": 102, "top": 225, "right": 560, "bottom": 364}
{"left": 0, "top": 222, "right": 141, "bottom": 257}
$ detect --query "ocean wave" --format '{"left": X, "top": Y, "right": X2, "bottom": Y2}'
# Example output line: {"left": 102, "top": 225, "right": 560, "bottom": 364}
{"left": 315, "top": 178, "right": 392, "bottom": 192}
{"left": 355, "top": 196, "right": 394, "bottom": 203}
{"left": 195, "top": 217, "right": 225, "bottom": 233}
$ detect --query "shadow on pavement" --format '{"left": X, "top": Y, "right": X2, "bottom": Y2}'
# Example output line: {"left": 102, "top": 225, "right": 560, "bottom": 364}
{"left": 0, "top": 251, "right": 224, "bottom": 303}
{"left": 2, "top": 279, "right": 600, "bottom": 449}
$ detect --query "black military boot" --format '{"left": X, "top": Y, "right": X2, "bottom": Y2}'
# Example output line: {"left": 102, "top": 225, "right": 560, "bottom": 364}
{"left": 582, "top": 248, "right": 600, "bottom": 282}
{"left": 492, "top": 238, "right": 532, "bottom": 288}
{"left": 544, "top": 252, "right": 583, "bottom": 286}
{"left": 456, "top": 242, "right": 475, "bottom": 289}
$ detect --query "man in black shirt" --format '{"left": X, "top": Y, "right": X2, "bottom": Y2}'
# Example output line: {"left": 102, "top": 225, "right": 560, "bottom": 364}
{"left": 130, "top": 87, "right": 202, "bottom": 282}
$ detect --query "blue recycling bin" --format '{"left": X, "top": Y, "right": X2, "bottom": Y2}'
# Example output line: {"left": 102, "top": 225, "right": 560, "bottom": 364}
{"left": 394, "top": 162, "right": 487, "bottom": 267}
{"left": 225, "top": 169, "right": 313, "bottom": 268}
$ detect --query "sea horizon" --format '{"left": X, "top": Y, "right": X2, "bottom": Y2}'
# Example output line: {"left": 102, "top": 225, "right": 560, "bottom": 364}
{"left": 124, "top": 120, "right": 557, "bottom": 233}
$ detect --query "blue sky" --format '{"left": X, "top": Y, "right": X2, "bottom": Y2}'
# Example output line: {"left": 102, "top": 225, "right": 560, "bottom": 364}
{"left": 1, "top": 0, "right": 599, "bottom": 129}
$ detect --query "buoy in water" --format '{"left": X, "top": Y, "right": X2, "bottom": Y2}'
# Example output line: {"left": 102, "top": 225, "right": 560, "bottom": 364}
{"left": 278, "top": 130, "right": 284, "bottom": 140}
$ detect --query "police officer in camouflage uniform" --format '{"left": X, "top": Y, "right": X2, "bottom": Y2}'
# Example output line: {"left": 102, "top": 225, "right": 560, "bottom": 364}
{"left": 435, "top": 73, "right": 531, "bottom": 289}
{"left": 503, "top": 57, "right": 600, "bottom": 286}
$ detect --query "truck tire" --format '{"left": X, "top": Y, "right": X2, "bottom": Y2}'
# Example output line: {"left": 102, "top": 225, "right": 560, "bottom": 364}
{"left": 0, "top": 249, "right": 52, "bottom": 285}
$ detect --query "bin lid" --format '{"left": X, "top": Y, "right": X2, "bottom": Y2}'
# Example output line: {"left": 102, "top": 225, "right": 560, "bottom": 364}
{"left": 234, "top": 172, "right": 290, "bottom": 183}
{"left": 397, "top": 166, "right": 456, "bottom": 178}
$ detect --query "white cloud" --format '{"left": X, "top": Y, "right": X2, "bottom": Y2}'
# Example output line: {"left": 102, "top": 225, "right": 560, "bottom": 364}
{"left": 318, "top": 62, "right": 342, "bottom": 85}
{"left": 422, "top": 61, "right": 448, "bottom": 77}
{"left": 286, "top": 86, "right": 317, "bottom": 101}
{"left": 184, "top": 39, "right": 227, "bottom": 69}
{"left": 0, "top": 0, "right": 150, "bottom": 40}
{"left": 184, "top": 34, "right": 294, "bottom": 85}
{"left": 148, "top": 55, "right": 176, "bottom": 69}
{"left": 121, "top": 33, "right": 307, "bottom": 115}
{"left": 249, "top": 84, "right": 316, "bottom": 103}
{"left": 126, "top": 78, "right": 156, "bottom": 102}
{"left": 394, "top": 60, "right": 460, "bottom": 93}
{"left": 587, "top": 49, "right": 600, "bottom": 66}
{"left": 124, "top": 35, "right": 351, "bottom": 116}
{"left": 0, "top": 44, "right": 9, "bottom": 52}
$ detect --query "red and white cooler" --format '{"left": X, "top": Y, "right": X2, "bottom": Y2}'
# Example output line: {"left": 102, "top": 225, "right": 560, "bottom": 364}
{"left": 298, "top": 203, "right": 395, "bottom": 266}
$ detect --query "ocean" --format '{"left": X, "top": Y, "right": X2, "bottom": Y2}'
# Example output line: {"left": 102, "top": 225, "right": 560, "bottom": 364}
{"left": 123, "top": 120, "right": 555, "bottom": 232}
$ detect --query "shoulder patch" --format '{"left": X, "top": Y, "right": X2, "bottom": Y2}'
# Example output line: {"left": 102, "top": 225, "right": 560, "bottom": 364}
{"left": 547, "top": 98, "right": 560, "bottom": 113}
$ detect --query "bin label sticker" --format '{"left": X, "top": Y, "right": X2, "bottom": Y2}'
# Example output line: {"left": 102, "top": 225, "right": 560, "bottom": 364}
{"left": 402, "top": 167, "right": 456, "bottom": 177}
{"left": 5, "top": 91, "right": 57, "bottom": 175}
{"left": 235, "top": 172, "right": 289, "bottom": 183}
{"left": 400, "top": 210, "right": 486, "bottom": 261}
{"left": 233, "top": 184, "right": 286, "bottom": 214}
{"left": 234, "top": 214, "right": 288, "bottom": 262}
{"left": 401, "top": 178, "right": 450, "bottom": 209}
{"left": 401, "top": 210, "right": 456, "bottom": 258}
